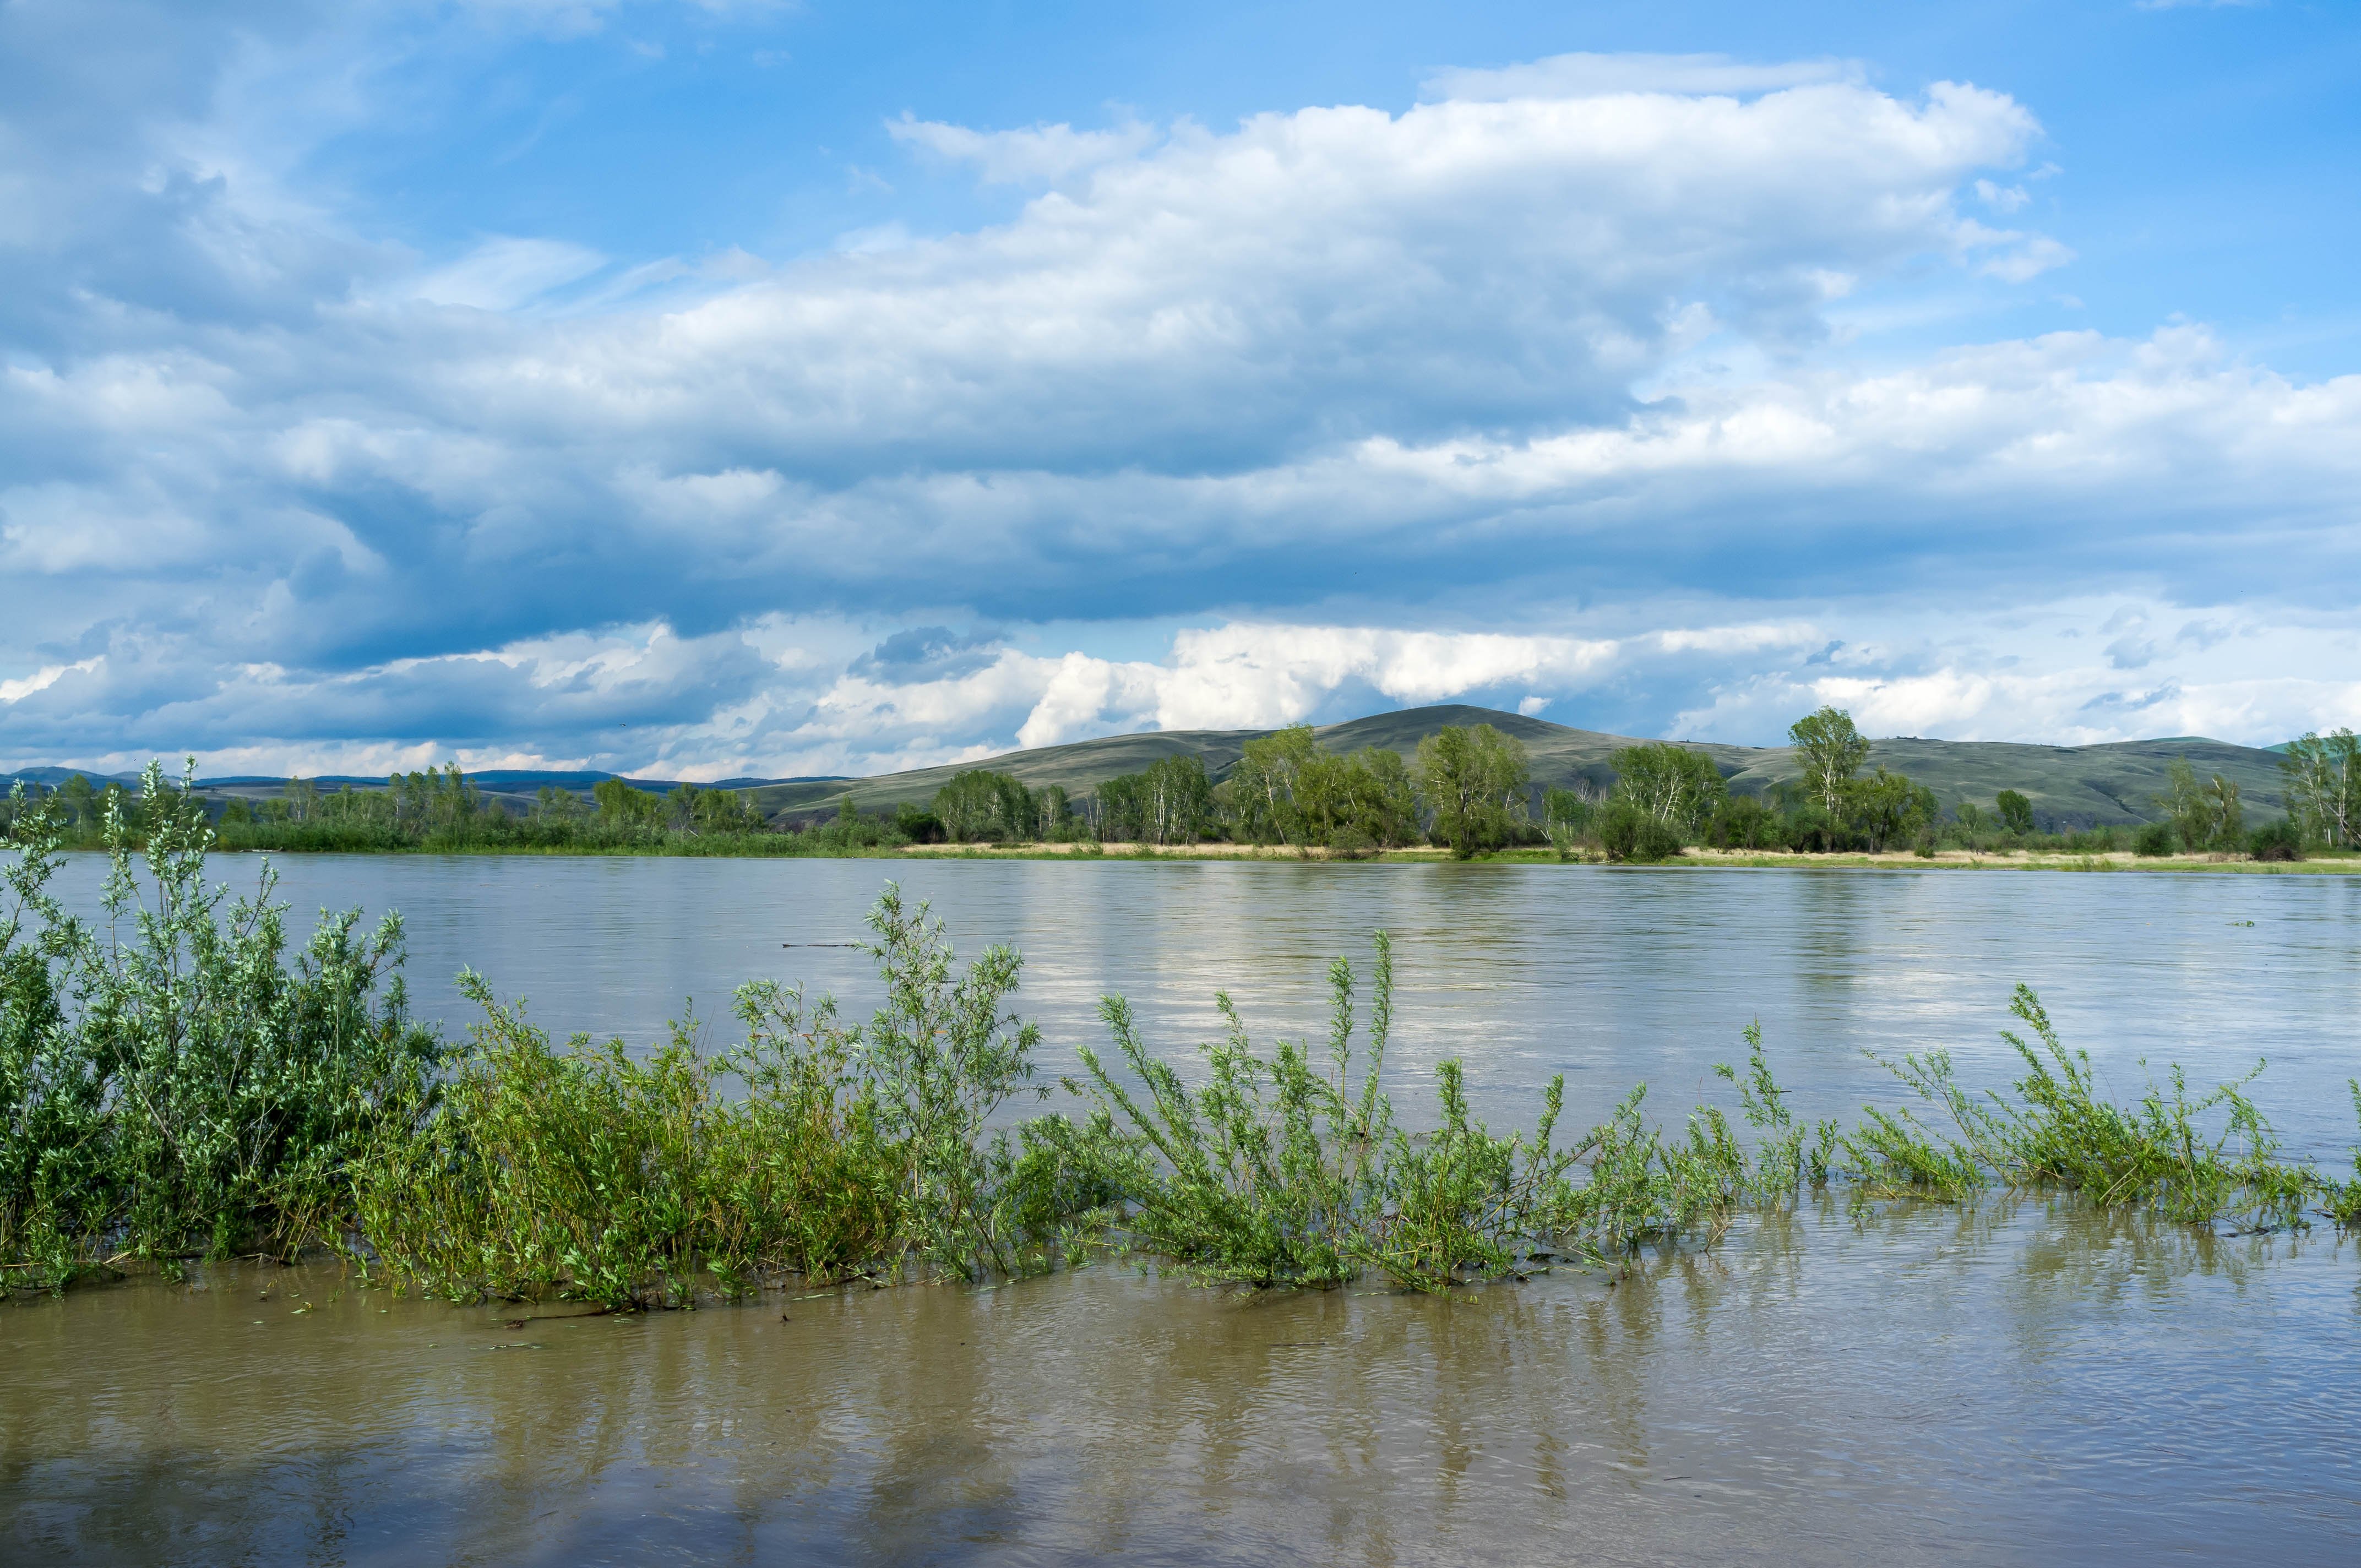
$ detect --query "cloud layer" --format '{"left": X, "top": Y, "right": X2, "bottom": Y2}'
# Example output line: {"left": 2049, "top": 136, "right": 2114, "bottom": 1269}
{"left": 1, "top": 7, "right": 2355, "bottom": 775}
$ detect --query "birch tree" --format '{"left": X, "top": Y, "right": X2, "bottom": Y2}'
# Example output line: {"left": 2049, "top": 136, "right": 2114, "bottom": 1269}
{"left": 1788, "top": 707, "right": 1872, "bottom": 815}
{"left": 2279, "top": 729, "right": 2360, "bottom": 847}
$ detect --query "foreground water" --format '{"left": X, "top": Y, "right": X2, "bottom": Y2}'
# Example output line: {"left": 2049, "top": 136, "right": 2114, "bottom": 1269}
{"left": 9, "top": 857, "right": 2361, "bottom": 1562}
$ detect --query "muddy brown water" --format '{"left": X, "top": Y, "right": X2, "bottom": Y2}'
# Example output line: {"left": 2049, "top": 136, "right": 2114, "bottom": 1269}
{"left": 8, "top": 858, "right": 2361, "bottom": 1562}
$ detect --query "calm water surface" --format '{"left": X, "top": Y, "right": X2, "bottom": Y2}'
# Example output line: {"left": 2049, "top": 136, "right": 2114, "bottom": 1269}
{"left": 8, "top": 857, "right": 2361, "bottom": 1563}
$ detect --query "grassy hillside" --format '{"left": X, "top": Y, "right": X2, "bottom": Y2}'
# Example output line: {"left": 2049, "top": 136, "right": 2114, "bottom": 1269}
{"left": 771, "top": 704, "right": 2291, "bottom": 829}
{"left": 1314, "top": 705, "right": 1764, "bottom": 797}
{"left": 741, "top": 727, "right": 1268, "bottom": 816}
{"left": 7, "top": 707, "right": 2294, "bottom": 831}
{"left": 1738, "top": 735, "right": 2291, "bottom": 829}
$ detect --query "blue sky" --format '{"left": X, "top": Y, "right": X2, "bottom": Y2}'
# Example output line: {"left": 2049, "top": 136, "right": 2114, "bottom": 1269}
{"left": 2, "top": 0, "right": 2357, "bottom": 777}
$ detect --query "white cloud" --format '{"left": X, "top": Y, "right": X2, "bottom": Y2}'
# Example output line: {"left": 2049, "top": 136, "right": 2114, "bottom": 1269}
{"left": 9, "top": 598, "right": 2354, "bottom": 779}
{"left": 410, "top": 237, "right": 607, "bottom": 309}
{"left": 1978, "top": 233, "right": 2075, "bottom": 282}
{"left": 1149, "top": 624, "right": 1622, "bottom": 731}
{"left": 888, "top": 113, "right": 1158, "bottom": 183}
{"left": 498, "top": 73, "right": 2049, "bottom": 480}
{"left": 0, "top": 659, "right": 102, "bottom": 705}
{"left": 1974, "top": 178, "right": 2032, "bottom": 213}
{"left": 1317, "top": 326, "right": 2361, "bottom": 538}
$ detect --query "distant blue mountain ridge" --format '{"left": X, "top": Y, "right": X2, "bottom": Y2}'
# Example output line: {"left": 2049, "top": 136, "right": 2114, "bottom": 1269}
{"left": 2, "top": 767, "right": 853, "bottom": 796}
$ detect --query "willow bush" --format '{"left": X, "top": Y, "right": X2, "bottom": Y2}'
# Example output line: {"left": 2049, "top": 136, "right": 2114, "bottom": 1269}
{"left": 1070, "top": 936, "right": 1416, "bottom": 1289}
{"left": 351, "top": 977, "right": 905, "bottom": 1308}
{"left": 1, "top": 766, "right": 438, "bottom": 1292}
{"left": 1069, "top": 938, "right": 1842, "bottom": 1292}
{"left": 1841, "top": 986, "right": 2322, "bottom": 1227}
{"left": 352, "top": 887, "right": 1111, "bottom": 1308}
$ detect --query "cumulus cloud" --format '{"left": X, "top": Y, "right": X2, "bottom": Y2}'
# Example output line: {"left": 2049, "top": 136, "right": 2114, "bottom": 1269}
{"left": 848, "top": 627, "right": 1005, "bottom": 685}
{"left": 1, "top": 11, "right": 2355, "bottom": 775}
{"left": 888, "top": 113, "right": 1159, "bottom": 183}
{"left": 8, "top": 601, "right": 2349, "bottom": 778}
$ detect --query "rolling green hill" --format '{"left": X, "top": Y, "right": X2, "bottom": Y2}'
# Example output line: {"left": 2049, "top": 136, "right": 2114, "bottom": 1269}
{"left": 765, "top": 704, "right": 2293, "bottom": 830}
{"left": 739, "top": 726, "right": 1270, "bottom": 818}
{"left": 13, "top": 706, "right": 2291, "bottom": 832}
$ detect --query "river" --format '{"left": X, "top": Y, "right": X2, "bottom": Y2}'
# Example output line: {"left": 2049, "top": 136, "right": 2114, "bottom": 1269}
{"left": 6, "top": 856, "right": 2360, "bottom": 1562}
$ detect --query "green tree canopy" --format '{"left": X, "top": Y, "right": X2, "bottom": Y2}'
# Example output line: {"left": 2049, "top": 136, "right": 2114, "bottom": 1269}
{"left": 1226, "top": 725, "right": 1320, "bottom": 845}
{"left": 933, "top": 770, "right": 1043, "bottom": 842}
{"left": 2280, "top": 729, "right": 2360, "bottom": 847}
{"left": 57, "top": 774, "right": 96, "bottom": 828}
{"left": 1415, "top": 724, "right": 1530, "bottom": 859}
{"left": 1994, "top": 789, "right": 2034, "bottom": 836}
{"left": 1608, "top": 742, "right": 1727, "bottom": 834}
{"left": 1788, "top": 706, "right": 1871, "bottom": 816}
{"left": 1851, "top": 769, "right": 1938, "bottom": 851}
{"left": 1297, "top": 746, "right": 1423, "bottom": 849}
{"left": 593, "top": 775, "right": 666, "bottom": 827}
{"left": 676, "top": 783, "right": 763, "bottom": 834}
{"left": 2155, "top": 760, "right": 2243, "bottom": 852}
{"left": 1094, "top": 756, "right": 1215, "bottom": 845}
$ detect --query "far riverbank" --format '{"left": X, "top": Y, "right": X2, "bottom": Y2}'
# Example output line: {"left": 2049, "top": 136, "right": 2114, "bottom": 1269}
{"left": 879, "top": 841, "right": 2361, "bottom": 872}
{"left": 160, "top": 837, "right": 2361, "bottom": 870}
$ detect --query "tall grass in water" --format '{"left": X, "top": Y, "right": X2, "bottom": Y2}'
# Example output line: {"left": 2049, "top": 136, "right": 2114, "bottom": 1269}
{"left": 1067, "top": 943, "right": 1851, "bottom": 1291}
{"left": 1069, "top": 934, "right": 1584, "bottom": 1291}
{"left": 2333, "top": 1084, "right": 2361, "bottom": 1229}
{"left": 350, "top": 977, "right": 903, "bottom": 1306}
{"left": 354, "top": 889, "right": 1107, "bottom": 1308}
{"left": 1843, "top": 986, "right": 2318, "bottom": 1228}
{"left": 1052, "top": 948, "right": 2360, "bottom": 1284}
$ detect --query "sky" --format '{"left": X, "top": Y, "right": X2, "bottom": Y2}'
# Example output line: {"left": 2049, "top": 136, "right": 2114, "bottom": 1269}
{"left": 1, "top": 0, "right": 2357, "bottom": 780}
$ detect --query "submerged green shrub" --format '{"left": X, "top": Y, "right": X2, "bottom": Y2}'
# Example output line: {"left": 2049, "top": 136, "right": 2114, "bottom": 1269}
{"left": 2, "top": 767, "right": 438, "bottom": 1292}
{"left": 353, "top": 978, "right": 902, "bottom": 1308}
{"left": 1068, "top": 940, "right": 1853, "bottom": 1289}
{"left": 1558, "top": 1085, "right": 1758, "bottom": 1253}
{"left": 1353, "top": 1058, "right": 1573, "bottom": 1289}
{"left": 2327, "top": 1082, "right": 2361, "bottom": 1229}
{"left": 355, "top": 885, "right": 1100, "bottom": 1306}
{"left": 841, "top": 886, "right": 1080, "bottom": 1280}
{"left": 1844, "top": 986, "right": 2315, "bottom": 1227}
{"left": 1071, "top": 939, "right": 1404, "bottom": 1288}
{"left": 1551, "top": 1024, "right": 1838, "bottom": 1257}
{"left": 1071, "top": 934, "right": 1588, "bottom": 1291}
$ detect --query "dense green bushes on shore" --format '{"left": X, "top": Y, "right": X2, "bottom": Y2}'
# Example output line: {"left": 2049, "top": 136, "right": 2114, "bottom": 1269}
{"left": 7, "top": 790, "right": 2359, "bottom": 1304}
{"left": 7, "top": 707, "right": 2346, "bottom": 864}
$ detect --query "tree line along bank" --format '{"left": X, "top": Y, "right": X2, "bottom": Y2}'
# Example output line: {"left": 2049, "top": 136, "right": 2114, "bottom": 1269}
{"left": 871, "top": 709, "right": 2349, "bottom": 861}
{"left": 6, "top": 710, "right": 2357, "bottom": 861}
